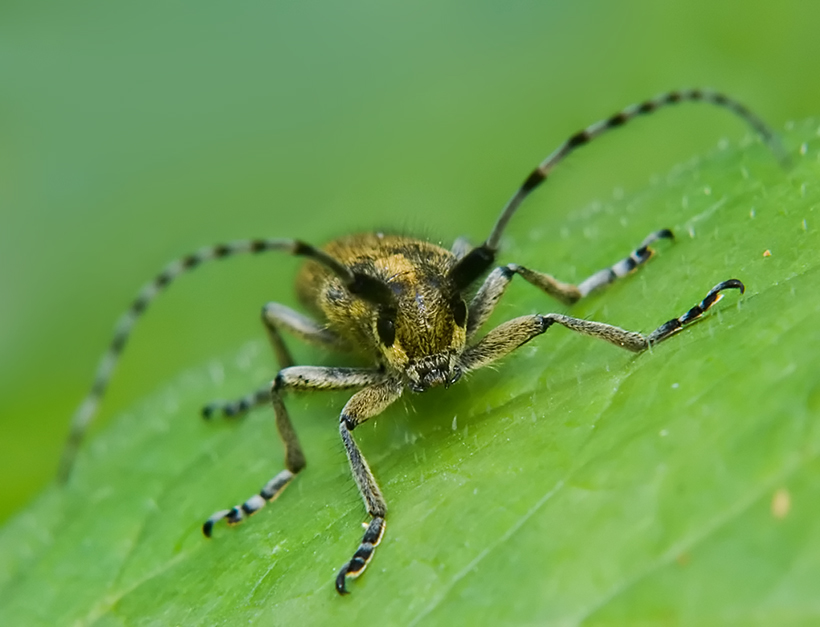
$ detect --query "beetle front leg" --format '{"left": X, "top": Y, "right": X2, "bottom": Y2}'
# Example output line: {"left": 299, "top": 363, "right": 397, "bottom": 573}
{"left": 335, "top": 379, "right": 403, "bottom": 595}
{"left": 541, "top": 279, "right": 745, "bottom": 351}
{"left": 461, "top": 279, "right": 744, "bottom": 372}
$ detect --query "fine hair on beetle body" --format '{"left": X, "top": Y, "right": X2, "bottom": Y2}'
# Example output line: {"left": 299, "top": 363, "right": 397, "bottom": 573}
{"left": 58, "top": 88, "right": 785, "bottom": 595}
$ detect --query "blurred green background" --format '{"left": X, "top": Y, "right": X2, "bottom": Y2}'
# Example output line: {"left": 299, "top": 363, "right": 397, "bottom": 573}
{"left": 1, "top": 0, "right": 819, "bottom": 524}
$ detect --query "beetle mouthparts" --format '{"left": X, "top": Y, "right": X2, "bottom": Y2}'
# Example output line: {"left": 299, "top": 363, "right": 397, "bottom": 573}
{"left": 408, "top": 357, "right": 462, "bottom": 392}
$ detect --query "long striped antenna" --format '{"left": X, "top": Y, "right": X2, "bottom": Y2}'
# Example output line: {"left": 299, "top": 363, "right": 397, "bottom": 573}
{"left": 57, "top": 238, "right": 390, "bottom": 482}
{"left": 485, "top": 88, "right": 785, "bottom": 250}
{"left": 449, "top": 89, "right": 786, "bottom": 290}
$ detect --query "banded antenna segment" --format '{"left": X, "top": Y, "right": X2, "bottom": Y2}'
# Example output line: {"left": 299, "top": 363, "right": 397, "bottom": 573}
{"left": 485, "top": 88, "right": 786, "bottom": 251}
{"left": 58, "top": 238, "right": 369, "bottom": 482}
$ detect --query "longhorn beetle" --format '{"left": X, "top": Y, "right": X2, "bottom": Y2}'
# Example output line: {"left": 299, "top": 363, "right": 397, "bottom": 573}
{"left": 59, "top": 89, "right": 784, "bottom": 594}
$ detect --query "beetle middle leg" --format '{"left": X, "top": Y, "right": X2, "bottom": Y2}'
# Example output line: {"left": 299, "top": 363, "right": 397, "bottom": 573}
{"left": 460, "top": 280, "right": 745, "bottom": 372}
{"left": 202, "top": 303, "right": 350, "bottom": 419}
{"left": 203, "top": 366, "right": 386, "bottom": 537}
{"left": 466, "top": 229, "right": 673, "bottom": 339}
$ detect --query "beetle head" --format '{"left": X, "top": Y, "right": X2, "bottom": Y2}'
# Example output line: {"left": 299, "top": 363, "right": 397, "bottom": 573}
{"left": 364, "top": 255, "right": 468, "bottom": 391}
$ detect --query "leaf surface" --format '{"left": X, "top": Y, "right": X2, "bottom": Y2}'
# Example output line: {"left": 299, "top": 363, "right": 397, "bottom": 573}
{"left": 2, "top": 123, "right": 819, "bottom": 626}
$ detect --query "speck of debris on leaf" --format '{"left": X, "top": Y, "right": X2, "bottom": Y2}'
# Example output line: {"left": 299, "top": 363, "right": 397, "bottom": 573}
{"left": 771, "top": 488, "right": 791, "bottom": 519}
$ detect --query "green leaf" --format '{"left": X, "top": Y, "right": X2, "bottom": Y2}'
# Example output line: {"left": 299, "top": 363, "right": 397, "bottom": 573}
{"left": 2, "top": 121, "right": 819, "bottom": 626}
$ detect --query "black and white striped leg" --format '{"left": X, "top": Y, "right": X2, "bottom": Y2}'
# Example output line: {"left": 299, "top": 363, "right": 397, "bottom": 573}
{"left": 540, "top": 279, "right": 746, "bottom": 352}
{"left": 336, "top": 517, "right": 386, "bottom": 595}
{"left": 460, "top": 280, "right": 745, "bottom": 373}
{"left": 646, "top": 279, "right": 745, "bottom": 345}
{"left": 202, "top": 387, "right": 305, "bottom": 536}
{"left": 335, "top": 380, "right": 403, "bottom": 594}
{"left": 575, "top": 229, "right": 674, "bottom": 298}
{"left": 261, "top": 302, "right": 349, "bottom": 369}
{"left": 466, "top": 229, "right": 673, "bottom": 339}
{"left": 201, "top": 383, "right": 272, "bottom": 420}
{"left": 202, "top": 367, "right": 387, "bottom": 537}
{"left": 203, "top": 469, "right": 296, "bottom": 537}
{"left": 200, "top": 304, "right": 349, "bottom": 419}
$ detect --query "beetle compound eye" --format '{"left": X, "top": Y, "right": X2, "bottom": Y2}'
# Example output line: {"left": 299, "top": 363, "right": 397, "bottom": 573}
{"left": 452, "top": 298, "right": 467, "bottom": 327}
{"left": 376, "top": 316, "right": 396, "bottom": 347}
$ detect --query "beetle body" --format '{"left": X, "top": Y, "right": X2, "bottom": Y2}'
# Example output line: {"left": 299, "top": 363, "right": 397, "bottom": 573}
{"left": 58, "top": 88, "right": 782, "bottom": 594}
{"left": 298, "top": 233, "right": 467, "bottom": 391}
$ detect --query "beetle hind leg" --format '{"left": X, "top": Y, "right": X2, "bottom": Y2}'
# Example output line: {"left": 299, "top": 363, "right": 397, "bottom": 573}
{"left": 203, "top": 468, "right": 297, "bottom": 536}
{"left": 203, "top": 387, "right": 305, "bottom": 536}
{"left": 201, "top": 384, "right": 271, "bottom": 420}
